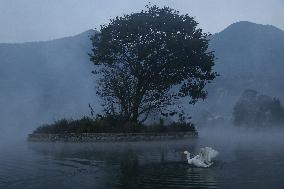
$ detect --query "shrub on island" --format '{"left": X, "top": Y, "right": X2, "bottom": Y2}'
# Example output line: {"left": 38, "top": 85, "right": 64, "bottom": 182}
{"left": 32, "top": 116, "right": 196, "bottom": 134}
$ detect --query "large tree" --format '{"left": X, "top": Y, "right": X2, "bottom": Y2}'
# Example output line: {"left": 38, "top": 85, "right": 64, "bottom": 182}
{"left": 90, "top": 5, "right": 217, "bottom": 123}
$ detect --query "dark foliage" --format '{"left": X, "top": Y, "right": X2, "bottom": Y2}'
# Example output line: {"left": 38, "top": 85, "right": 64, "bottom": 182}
{"left": 32, "top": 116, "right": 196, "bottom": 134}
{"left": 233, "top": 89, "right": 284, "bottom": 127}
{"left": 89, "top": 5, "right": 217, "bottom": 123}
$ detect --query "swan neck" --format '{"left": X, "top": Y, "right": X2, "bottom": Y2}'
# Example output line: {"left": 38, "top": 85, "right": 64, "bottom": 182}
{"left": 186, "top": 153, "right": 191, "bottom": 160}
{"left": 187, "top": 159, "right": 192, "bottom": 164}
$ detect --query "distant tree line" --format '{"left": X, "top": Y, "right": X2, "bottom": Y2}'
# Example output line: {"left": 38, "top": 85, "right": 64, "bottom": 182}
{"left": 233, "top": 89, "right": 284, "bottom": 127}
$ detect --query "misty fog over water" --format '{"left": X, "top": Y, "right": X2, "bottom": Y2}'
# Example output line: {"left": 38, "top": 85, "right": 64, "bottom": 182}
{"left": 1, "top": 126, "right": 284, "bottom": 188}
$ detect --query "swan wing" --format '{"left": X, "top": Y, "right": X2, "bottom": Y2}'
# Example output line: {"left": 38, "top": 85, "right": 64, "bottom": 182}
{"left": 206, "top": 147, "right": 219, "bottom": 159}
{"left": 199, "top": 147, "right": 219, "bottom": 163}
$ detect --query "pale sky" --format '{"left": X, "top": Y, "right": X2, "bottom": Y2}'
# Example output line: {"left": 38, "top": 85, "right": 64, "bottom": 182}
{"left": 0, "top": 0, "right": 284, "bottom": 43}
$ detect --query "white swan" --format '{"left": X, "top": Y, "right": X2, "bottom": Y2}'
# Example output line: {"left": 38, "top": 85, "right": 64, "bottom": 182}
{"left": 184, "top": 151, "right": 213, "bottom": 168}
{"left": 184, "top": 147, "right": 219, "bottom": 168}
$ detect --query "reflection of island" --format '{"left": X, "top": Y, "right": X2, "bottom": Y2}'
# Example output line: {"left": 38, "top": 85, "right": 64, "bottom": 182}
{"left": 28, "top": 140, "right": 197, "bottom": 164}
{"left": 28, "top": 140, "right": 218, "bottom": 188}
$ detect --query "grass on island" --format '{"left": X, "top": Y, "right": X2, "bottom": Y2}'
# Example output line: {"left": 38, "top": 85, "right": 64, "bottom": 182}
{"left": 32, "top": 116, "right": 196, "bottom": 134}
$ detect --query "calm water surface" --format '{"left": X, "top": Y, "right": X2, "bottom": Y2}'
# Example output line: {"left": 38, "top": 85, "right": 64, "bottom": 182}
{"left": 1, "top": 127, "right": 284, "bottom": 189}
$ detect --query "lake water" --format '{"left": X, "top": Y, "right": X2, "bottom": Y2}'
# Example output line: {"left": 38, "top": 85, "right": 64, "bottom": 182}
{"left": 1, "top": 127, "right": 284, "bottom": 189}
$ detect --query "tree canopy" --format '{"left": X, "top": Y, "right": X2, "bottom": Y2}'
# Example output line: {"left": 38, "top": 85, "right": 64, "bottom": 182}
{"left": 90, "top": 5, "right": 217, "bottom": 123}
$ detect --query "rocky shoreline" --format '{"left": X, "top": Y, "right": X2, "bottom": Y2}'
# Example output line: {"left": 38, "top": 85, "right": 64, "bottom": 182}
{"left": 27, "top": 131, "right": 198, "bottom": 142}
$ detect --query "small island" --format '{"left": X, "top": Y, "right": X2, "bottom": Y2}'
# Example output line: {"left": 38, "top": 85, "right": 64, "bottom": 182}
{"left": 27, "top": 116, "right": 198, "bottom": 142}
{"left": 28, "top": 5, "right": 216, "bottom": 143}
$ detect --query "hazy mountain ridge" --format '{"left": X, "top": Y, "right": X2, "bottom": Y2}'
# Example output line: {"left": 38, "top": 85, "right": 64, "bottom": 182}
{"left": 1, "top": 22, "right": 284, "bottom": 134}
{"left": 211, "top": 21, "right": 284, "bottom": 76}
{"left": 204, "top": 21, "right": 284, "bottom": 116}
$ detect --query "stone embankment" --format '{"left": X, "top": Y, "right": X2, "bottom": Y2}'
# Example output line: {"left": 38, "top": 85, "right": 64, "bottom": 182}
{"left": 27, "top": 131, "right": 198, "bottom": 142}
